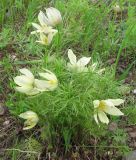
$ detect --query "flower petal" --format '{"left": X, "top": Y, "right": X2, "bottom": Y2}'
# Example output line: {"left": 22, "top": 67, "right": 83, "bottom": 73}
{"left": 104, "top": 104, "right": 124, "bottom": 116}
{"left": 47, "top": 32, "right": 55, "bottom": 44}
{"left": 19, "top": 68, "right": 34, "bottom": 80}
{"left": 19, "top": 111, "right": 38, "bottom": 119}
{"left": 98, "top": 111, "right": 109, "bottom": 124}
{"left": 93, "top": 100, "right": 100, "bottom": 108}
{"left": 77, "top": 66, "right": 88, "bottom": 72}
{"left": 39, "top": 70, "right": 57, "bottom": 81}
{"left": 26, "top": 88, "right": 40, "bottom": 95}
{"left": 46, "top": 8, "right": 57, "bottom": 26}
{"left": 67, "top": 63, "right": 76, "bottom": 71}
{"left": 14, "top": 75, "right": 33, "bottom": 86}
{"left": 77, "top": 57, "right": 91, "bottom": 66}
{"left": 39, "top": 32, "right": 45, "bottom": 40}
{"left": 90, "top": 63, "right": 97, "bottom": 71}
{"left": 94, "top": 113, "right": 99, "bottom": 124}
{"left": 31, "top": 31, "right": 38, "bottom": 34}
{"left": 49, "top": 7, "right": 62, "bottom": 20}
{"left": 35, "top": 79, "right": 57, "bottom": 91}
{"left": 37, "top": 70, "right": 58, "bottom": 91}
{"left": 34, "top": 79, "right": 49, "bottom": 91}
{"left": 36, "top": 31, "right": 57, "bottom": 45}
{"left": 68, "top": 49, "right": 77, "bottom": 65}
{"left": 97, "top": 68, "right": 105, "bottom": 75}
{"left": 107, "top": 99, "right": 124, "bottom": 106}
{"left": 46, "top": 8, "right": 55, "bottom": 19}
{"left": 15, "top": 86, "right": 32, "bottom": 93}
{"left": 46, "top": 7, "right": 62, "bottom": 26}
{"left": 36, "top": 33, "right": 48, "bottom": 45}
{"left": 23, "top": 121, "right": 36, "bottom": 130}
{"left": 32, "top": 23, "right": 41, "bottom": 30}
{"left": 19, "top": 111, "right": 39, "bottom": 130}
{"left": 36, "top": 40, "right": 43, "bottom": 44}
{"left": 38, "top": 11, "right": 48, "bottom": 26}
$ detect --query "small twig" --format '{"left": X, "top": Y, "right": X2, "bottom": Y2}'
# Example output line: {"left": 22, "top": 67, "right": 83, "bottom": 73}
{"left": 0, "top": 59, "right": 43, "bottom": 66}
{"left": 73, "top": 145, "right": 128, "bottom": 148}
{"left": 4, "top": 148, "right": 40, "bottom": 154}
{"left": 94, "top": 137, "right": 97, "bottom": 160}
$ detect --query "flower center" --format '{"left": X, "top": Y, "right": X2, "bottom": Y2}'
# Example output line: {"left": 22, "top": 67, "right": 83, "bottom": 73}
{"left": 44, "top": 37, "right": 48, "bottom": 44}
{"left": 99, "top": 101, "right": 106, "bottom": 111}
{"left": 49, "top": 80, "right": 57, "bottom": 85}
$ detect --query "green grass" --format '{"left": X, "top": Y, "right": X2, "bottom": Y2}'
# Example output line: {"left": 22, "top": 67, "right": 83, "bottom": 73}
{"left": 0, "top": 0, "right": 136, "bottom": 159}
{"left": 13, "top": 62, "right": 122, "bottom": 135}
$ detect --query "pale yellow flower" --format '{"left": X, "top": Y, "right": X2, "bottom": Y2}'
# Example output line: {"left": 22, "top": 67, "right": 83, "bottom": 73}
{"left": 93, "top": 99, "right": 124, "bottom": 124}
{"left": 96, "top": 68, "right": 105, "bottom": 75}
{"left": 36, "top": 32, "right": 57, "bottom": 45}
{"left": 19, "top": 111, "right": 39, "bottom": 130}
{"left": 31, "top": 11, "right": 58, "bottom": 35}
{"left": 113, "top": 4, "right": 121, "bottom": 13}
{"left": 14, "top": 68, "right": 40, "bottom": 95}
{"left": 35, "top": 69, "right": 58, "bottom": 91}
{"left": 14, "top": 68, "right": 58, "bottom": 95}
{"left": 89, "top": 63, "right": 105, "bottom": 75}
{"left": 43, "top": 7, "right": 62, "bottom": 27}
{"left": 67, "top": 49, "right": 91, "bottom": 72}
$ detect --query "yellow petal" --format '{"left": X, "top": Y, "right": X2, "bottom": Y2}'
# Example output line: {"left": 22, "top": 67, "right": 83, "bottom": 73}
{"left": 14, "top": 75, "right": 33, "bottom": 86}
{"left": 97, "top": 68, "right": 105, "bottom": 75}
{"left": 94, "top": 113, "right": 99, "bottom": 124}
{"left": 98, "top": 111, "right": 109, "bottom": 124}
{"left": 15, "top": 86, "right": 32, "bottom": 93}
{"left": 26, "top": 88, "right": 40, "bottom": 95}
{"left": 19, "top": 68, "right": 34, "bottom": 80}
{"left": 23, "top": 123, "right": 36, "bottom": 130}
{"left": 107, "top": 99, "right": 124, "bottom": 106}
{"left": 104, "top": 104, "right": 124, "bottom": 116}
{"left": 68, "top": 49, "right": 77, "bottom": 65}
{"left": 39, "top": 70, "right": 57, "bottom": 81}
{"left": 45, "top": 7, "right": 62, "bottom": 26}
{"left": 19, "top": 111, "right": 38, "bottom": 119}
{"left": 90, "top": 63, "right": 97, "bottom": 71}
{"left": 34, "top": 79, "right": 49, "bottom": 91}
{"left": 93, "top": 100, "right": 100, "bottom": 108}
{"left": 19, "top": 111, "right": 39, "bottom": 130}
{"left": 47, "top": 33, "right": 54, "bottom": 44}
{"left": 32, "top": 23, "right": 41, "bottom": 30}
{"left": 77, "top": 57, "right": 91, "bottom": 67}
{"left": 38, "top": 11, "right": 48, "bottom": 26}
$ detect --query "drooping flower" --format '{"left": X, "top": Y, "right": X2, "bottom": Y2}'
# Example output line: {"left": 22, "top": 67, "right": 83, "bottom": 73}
{"left": 96, "top": 68, "right": 105, "bottom": 75}
{"left": 113, "top": 4, "right": 121, "bottom": 13}
{"left": 93, "top": 99, "right": 124, "bottom": 124}
{"left": 19, "top": 111, "right": 39, "bottom": 130}
{"left": 31, "top": 22, "right": 57, "bottom": 35}
{"left": 31, "top": 10, "right": 58, "bottom": 35}
{"left": 14, "top": 68, "right": 58, "bottom": 95}
{"left": 67, "top": 49, "right": 91, "bottom": 72}
{"left": 89, "top": 62, "right": 97, "bottom": 72}
{"left": 89, "top": 63, "right": 105, "bottom": 75}
{"left": 14, "top": 68, "right": 40, "bottom": 95}
{"left": 35, "top": 69, "right": 58, "bottom": 91}
{"left": 41, "top": 7, "right": 62, "bottom": 27}
{"left": 36, "top": 32, "right": 57, "bottom": 45}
